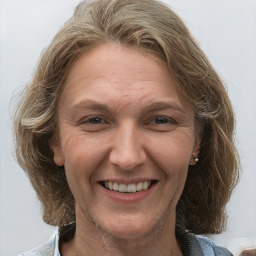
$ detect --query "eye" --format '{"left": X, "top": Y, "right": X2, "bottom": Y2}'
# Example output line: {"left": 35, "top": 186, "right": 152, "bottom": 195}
{"left": 78, "top": 116, "right": 110, "bottom": 132}
{"left": 145, "top": 115, "right": 177, "bottom": 131}
{"left": 154, "top": 116, "right": 174, "bottom": 124}
{"left": 152, "top": 116, "right": 176, "bottom": 125}
{"left": 85, "top": 117, "right": 104, "bottom": 124}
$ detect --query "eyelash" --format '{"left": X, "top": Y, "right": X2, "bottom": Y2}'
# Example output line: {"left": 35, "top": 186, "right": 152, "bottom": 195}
{"left": 80, "top": 116, "right": 109, "bottom": 125}
{"left": 147, "top": 116, "right": 177, "bottom": 126}
{"left": 79, "top": 115, "right": 177, "bottom": 130}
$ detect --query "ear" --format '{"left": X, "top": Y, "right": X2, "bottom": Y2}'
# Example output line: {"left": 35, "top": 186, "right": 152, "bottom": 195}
{"left": 189, "top": 135, "right": 201, "bottom": 166}
{"left": 50, "top": 137, "right": 64, "bottom": 166}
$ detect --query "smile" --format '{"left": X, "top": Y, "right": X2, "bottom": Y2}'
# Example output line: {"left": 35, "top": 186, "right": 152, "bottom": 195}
{"left": 101, "top": 180, "right": 157, "bottom": 193}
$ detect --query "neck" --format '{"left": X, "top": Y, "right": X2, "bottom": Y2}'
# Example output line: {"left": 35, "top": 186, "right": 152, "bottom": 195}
{"left": 60, "top": 206, "right": 183, "bottom": 256}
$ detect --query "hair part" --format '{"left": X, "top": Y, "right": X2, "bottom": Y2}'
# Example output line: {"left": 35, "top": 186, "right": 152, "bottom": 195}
{"left": 14, "top": 0, "right": 239, "bottom": 234}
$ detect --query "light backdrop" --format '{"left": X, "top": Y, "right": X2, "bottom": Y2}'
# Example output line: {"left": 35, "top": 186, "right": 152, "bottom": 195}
{"left": 1, "top": 1, "right": 255, "bottom": 255}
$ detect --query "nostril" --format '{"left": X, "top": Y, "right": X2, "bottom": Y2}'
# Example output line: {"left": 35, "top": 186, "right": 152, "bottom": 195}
{"left": 109, "top": 140, "right": 146, "bottom": 170}
{"left": 109, "top": 154, "right": 146, "bottom": 171}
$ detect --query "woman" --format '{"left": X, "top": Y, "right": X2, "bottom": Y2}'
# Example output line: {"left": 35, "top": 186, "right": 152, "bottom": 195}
{"left": 239, "top": 249, "right": 256, "bottom": 256}
{"left": 14, "top": 0, "right": 239, "bottom": 255}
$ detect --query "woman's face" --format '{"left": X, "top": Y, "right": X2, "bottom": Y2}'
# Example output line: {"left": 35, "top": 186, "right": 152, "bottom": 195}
{"left": 51, "top": 44, "right": 200, "bottom": 238}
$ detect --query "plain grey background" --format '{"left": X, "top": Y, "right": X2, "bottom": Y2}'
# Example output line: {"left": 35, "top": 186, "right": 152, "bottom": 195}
{"left": 1, "top": 0, "right": 256, "bottom": 255}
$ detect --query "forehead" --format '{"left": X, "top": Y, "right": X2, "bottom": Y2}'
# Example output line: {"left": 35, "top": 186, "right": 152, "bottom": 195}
{"left": 60, "top": 43, "right": 190, "bottom": 112}
{"left": 66, "top": 44, "right": 170, "bottom": 86}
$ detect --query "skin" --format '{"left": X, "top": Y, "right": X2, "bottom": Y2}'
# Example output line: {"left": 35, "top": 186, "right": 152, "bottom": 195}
{"left": 51, "top": 43, "right": 200, "bottom": 256}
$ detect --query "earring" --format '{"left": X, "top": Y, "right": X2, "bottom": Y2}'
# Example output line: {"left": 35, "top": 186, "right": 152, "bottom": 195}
{"left": 194, "top": 156, "right": 199, "bottom": 162}
{"left": 190, "top": 153, "right": 199, "bottom": 165}
{"left": 192, "top": 153, "right": 199, "bottom": 163}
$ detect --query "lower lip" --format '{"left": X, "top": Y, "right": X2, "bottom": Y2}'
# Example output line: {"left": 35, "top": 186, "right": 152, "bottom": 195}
{"left": 98, "top": 182, "right": 158, "bottom": 204}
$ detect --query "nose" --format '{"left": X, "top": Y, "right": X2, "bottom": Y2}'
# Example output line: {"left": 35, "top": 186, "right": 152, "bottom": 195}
{"left": 109, "top": 123, "right": 146, "bottom": 170}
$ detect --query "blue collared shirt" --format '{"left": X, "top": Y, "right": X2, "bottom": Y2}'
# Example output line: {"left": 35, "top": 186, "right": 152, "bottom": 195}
{"left": 18, "top": 228, "right": 233, "bottom": 256}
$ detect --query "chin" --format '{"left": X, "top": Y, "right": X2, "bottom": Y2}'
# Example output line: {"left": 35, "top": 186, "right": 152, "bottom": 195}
{"left": 99, "top": 215, "right": 160, "bottom": 239}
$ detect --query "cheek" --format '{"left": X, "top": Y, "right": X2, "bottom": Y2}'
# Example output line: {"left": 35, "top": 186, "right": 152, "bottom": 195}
{"left": 61, "top": 133, "right": 109, "bottom": 181}
{"left": 147, "top": 132, "right": 194, "bottom": 175}
{"left": 61, "top": 139, "right": 103, "bottom": 204}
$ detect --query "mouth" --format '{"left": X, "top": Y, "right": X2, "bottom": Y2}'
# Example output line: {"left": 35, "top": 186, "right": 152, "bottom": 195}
{"left": 99, "top": 180, "right": 158, "bottom": 193}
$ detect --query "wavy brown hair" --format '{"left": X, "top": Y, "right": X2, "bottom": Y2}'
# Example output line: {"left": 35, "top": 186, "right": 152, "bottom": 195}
{"left": 14, "top": 0, "right": 239, "bottom": 234}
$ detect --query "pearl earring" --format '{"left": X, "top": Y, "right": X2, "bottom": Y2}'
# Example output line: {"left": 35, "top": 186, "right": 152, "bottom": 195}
{"left": 192, "top": 153, "right": 199, "bottom": 163}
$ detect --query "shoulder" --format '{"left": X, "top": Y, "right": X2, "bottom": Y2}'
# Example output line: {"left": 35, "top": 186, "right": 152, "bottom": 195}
{"left": 176, "top": 226, "right": 233, "bottom": 256}
{"left": 195, "top": 235, "right": 233, "bottom": 256}
{"left": 17, "top": 230, "right": 59, "bottom": 256}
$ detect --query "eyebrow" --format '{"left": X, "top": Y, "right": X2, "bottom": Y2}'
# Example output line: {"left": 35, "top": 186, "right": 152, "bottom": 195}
{"left": 72, "top": 99, "right": 111, "bottom": 114}
{"left": 144, "top": 101, "right": 186, "bottom": 114}
{"left": 72, "top": 99, "right": 186, "bottom": 115}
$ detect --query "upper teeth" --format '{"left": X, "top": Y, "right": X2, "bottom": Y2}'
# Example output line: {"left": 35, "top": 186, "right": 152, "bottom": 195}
{"left": 104, "top": 181, "right": 151, "bottom": 193}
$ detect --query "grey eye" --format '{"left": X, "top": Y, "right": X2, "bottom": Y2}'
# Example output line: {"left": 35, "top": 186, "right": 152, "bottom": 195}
{"left": 155, "top": 117, "right": 169, "bottom": 124}
{"left": 154, "top": 116, "right": 176, "bottom": 125}
{"left": 87, "top": 117, "right": 103, "bottom": 124}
